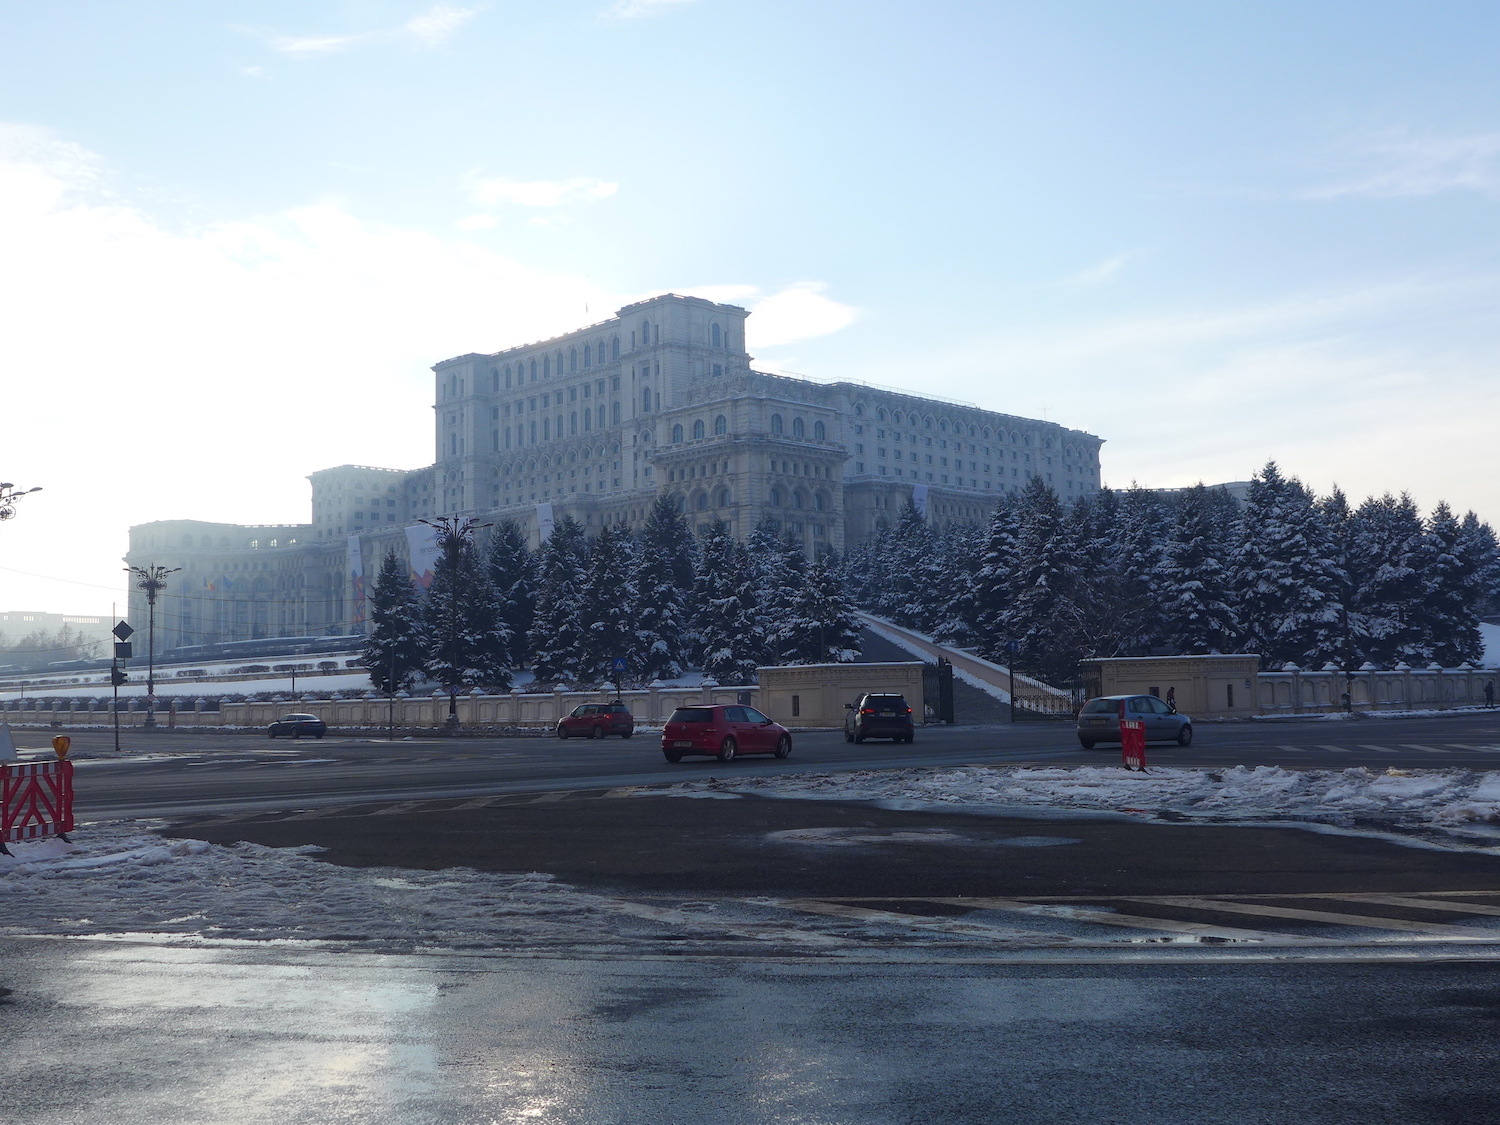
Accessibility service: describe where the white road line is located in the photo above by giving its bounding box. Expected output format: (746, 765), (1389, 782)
(1358, 744), (1399, 754)
(1402, 744), (1450, 754)
(1328, 894), (1500, 919)
(1131, 896), (1487, 936)
(602, 787), (643, 798)
(1277, 745), (1307, 753)
(1319, 745), (1353, 753)
(529, 791), (570, 803)
(370, 800), (433, 816)
(768, 899), (1071, 943)
(268, 805), (359, 821)
(1451, 745), (1500, 752)
(929, 897), (1286, 943)
(451, 796), (502, 809)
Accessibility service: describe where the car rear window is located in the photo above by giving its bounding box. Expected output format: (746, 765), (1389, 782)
(1080, 698), (1117, 715)
(669, 708), (714, 724)
(866, 696), (908, 708)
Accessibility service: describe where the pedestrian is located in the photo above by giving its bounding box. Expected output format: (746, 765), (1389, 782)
(1487, 680), (1495, 709)
(1165, 686), (1177, 714)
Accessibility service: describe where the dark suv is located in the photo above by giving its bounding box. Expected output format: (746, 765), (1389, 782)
(844, 693), (915, 744)
(557, 701), (636, 740)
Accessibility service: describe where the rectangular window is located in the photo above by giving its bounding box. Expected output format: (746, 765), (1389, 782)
(791, 695), (800, 717)
(1227, 683), (1235, 708)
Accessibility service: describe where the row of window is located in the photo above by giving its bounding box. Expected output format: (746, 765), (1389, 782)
(851, 403), (1097, 462)
(769, 415), (826, 441)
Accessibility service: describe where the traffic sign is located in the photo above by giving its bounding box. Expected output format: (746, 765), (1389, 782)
(610, 657), (629, 674)
(1005, 641), (1019, 653)
(112, 620), (134, 641)
(114, 642), (133, 659)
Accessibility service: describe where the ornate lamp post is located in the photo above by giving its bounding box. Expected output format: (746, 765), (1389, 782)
(418, 515), (489, 727)
(125, 564), (181, 729)
(0, 482), (42, 522)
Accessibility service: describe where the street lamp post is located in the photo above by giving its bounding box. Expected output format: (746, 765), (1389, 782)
(125, 564), (181, 729)
(0, 482), (42, 522)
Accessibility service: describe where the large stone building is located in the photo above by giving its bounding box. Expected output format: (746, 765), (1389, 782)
(126, 294), (1104, 649)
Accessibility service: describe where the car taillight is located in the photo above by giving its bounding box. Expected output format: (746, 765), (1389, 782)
(905, 707), (912, 714)
(861, 708), (874, 714)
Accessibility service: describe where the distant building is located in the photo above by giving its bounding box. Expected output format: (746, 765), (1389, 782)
(126, 294), (1104, 648)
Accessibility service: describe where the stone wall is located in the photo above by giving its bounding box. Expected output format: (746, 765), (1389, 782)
(1257, 665), (1496, 714)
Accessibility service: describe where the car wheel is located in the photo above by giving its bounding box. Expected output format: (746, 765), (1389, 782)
(557, 725), (569, 739)
(774, 735), (791, 759)
(905, 733), (915, 744)
(267, 730), (277, 739)
(717, 736), (737, 762)
(591, 725), (606, 740)
(853, 732), (865, 744)
(315, 731), (324, 740)
(1079, 738), (1096, 749)
(663, 750), (682, 763)
(1177, 725), (1193, 747)
(844, 730), (854, 743)
(621, 731), (633, 739)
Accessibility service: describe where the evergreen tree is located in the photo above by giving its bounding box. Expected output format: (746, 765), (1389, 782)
(1002, 477), (1092, 684)
(761, 531), (811, 663)
(931, 524), (985, 645)
(422, 523), (512, 720)
(780, 552), (864, 660)
(1348, 492), (1432, 665)
(1158, 484), (1240, 654)
(973, 497), (1019, 657)
(364, 550), (427, 694)
(486, 519), (537, 669)
(888, 502), (940, 630)
(633, 496), (696, 680)
(693, 520), (762, 683)
(1232, 462), (1345, 669)
(1458, 512), (1500, 624)
(580, 524), (643, 683)
(529, 516), (590, 683)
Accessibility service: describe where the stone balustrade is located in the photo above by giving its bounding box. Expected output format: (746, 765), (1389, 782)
(1257, 664), (1496, 714)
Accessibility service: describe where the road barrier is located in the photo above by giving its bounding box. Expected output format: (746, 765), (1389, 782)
(1120, 717), (1147, 772)
(1, 736), (74, 855)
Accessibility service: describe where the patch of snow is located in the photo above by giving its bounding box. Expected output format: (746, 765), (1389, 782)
(657, 765), (1500, 848)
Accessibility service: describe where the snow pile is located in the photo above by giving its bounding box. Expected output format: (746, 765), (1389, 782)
(0, 824), (664, 951)
(660, 765), (1500, 844)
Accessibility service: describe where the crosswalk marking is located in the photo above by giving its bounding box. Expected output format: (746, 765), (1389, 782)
(1277, 745), (1307, 754)
(1358, 744), (1399, 754)
(602, 787), (643, 798)
(768, 899), (1070, 943)
(529, 791), (571, 804)
(1130, 896), (1486, 936)
(451, 796), (503, 809)
(1319, 745), (1352, 753)
(371, 800), (433, 816)
(1451, 744), (1500, 752)
(1402, 744), (1449, 754)
(928, 897), (1286, 943)
(269, 805), (359, 821)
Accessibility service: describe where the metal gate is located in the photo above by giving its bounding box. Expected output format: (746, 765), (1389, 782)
(922, 659), (955, 724)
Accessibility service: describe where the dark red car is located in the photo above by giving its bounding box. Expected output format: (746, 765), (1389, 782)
(557, 701), (636, 740)
(661, 704), (792, 763)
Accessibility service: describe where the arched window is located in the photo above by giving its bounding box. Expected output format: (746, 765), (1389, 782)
(854, 403), (864, 416)
(770, 487), (783, 506)
(814, 420), (826, 441)
(941, 420), (949, 433)
(543, 355), (550, 379)
(695, 492), (708, 511)
(924, 416), (933, 430)
(642, 387), (652, 411)
(569, 348), (577, 372)
(714, 414), (727, 435)
(611, 337), (620, 361)
(570, 411), (578, 435)
(814, 493), (826, 511)
(968, 425), (976, 437)
(711, 322), (722, 348)
(877, 408), (887, 421)
(792, 417), (805, 439)
(792, 491), (805, 510)
(503, 365), (512, 389)
(672, 424), (684, 443)
(717, 488), (730, 508)
(675, 496), (686, 512)
(771, 414), (783, 435)
(642, 318), (651, 345)
(583, 345), (591, 368)
(529, 359), (537, 381)
(893, 411), (903, 425)
(693, 419), (705, 440)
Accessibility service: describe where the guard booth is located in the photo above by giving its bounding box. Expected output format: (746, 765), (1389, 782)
(922, 659), (955, 724)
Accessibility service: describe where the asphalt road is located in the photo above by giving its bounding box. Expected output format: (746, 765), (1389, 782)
(5, 937), (1500, 1125)
(27, 710), (1500, 821)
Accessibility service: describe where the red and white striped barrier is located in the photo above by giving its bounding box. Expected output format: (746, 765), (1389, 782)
(2, 757), (74, 854)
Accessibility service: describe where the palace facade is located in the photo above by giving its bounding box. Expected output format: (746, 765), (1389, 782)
(126, 294), (1104, 647)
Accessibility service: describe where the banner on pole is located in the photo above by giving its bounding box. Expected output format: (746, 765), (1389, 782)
(537, 502), (555, 543)
(911, 484), (929, 519)
(405, 524), (440, 590)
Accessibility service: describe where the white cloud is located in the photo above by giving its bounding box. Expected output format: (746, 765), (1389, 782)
(1063, 254), (1127, 287)
(605, 0), (699, 19)
(1304, 132), (1500, 200)
(667, 281), (860, 349)
(238, 65), (268, 79)
(258, 4), (482, 57)
(469, 176), (619, 208)
(456, 213), (497, 230)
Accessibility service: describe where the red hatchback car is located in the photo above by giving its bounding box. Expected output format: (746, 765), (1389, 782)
(556, 701), (636, 740)
(661, 704), (792, 763)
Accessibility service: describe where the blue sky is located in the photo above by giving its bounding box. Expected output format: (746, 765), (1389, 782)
(2, 1), (1498, 615)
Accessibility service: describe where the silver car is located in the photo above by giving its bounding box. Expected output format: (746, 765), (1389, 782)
(1076, 694), (1192, 749)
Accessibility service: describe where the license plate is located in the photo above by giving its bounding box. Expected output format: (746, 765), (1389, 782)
(1087, 718), (1108, 725)
(673, 740), (693, 748)
(878, 711), (895, 716)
